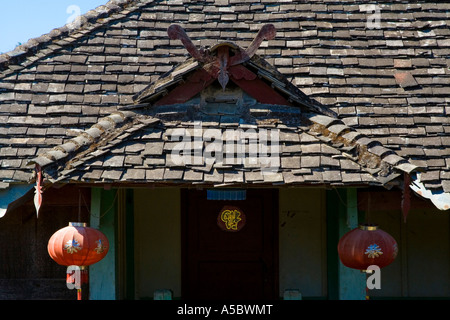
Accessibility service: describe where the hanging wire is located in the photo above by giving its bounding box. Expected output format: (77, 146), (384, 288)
(366, 192), (372, 225)
(78, 191), (82, 222)
(79, 189), (119, 219)
(331, 186), (362, 209)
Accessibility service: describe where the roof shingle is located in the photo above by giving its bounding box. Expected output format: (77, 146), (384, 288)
(0, 0), (448, 196)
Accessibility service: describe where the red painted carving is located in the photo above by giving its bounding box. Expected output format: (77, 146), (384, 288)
(217, 46), (230, 90)
(229, 24), (276, 66)
(167, 24), (209, 62)
(163, 24), (291, 106)
(168, 23), (275, 82)
(202, 45), (231, 89)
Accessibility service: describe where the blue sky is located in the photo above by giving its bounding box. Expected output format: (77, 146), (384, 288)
(0, 0), (108, 53)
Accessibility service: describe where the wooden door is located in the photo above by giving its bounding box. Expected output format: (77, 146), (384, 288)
(182, 189), (278, 300)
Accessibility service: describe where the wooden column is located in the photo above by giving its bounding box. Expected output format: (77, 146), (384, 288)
(89, 187), (117, 300)
(326, 188), (365, 300)
(116, 189), (135, 300)
(338, 188), (366, 300)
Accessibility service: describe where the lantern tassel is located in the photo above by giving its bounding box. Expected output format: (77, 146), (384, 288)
(65, 266), (88, 300)
(365, 271), (370, 300)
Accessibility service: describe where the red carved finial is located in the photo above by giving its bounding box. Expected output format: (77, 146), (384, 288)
(167, 24), (206, 62)
(230, 24), (276, 66)
(167, 24), (276, 90)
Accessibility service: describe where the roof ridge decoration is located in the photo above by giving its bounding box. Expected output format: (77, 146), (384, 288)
(167, 24), (277, 90)
(0, 0), (144, 77)
(132, 24), (336, 118)
(133, 24), (292, 107)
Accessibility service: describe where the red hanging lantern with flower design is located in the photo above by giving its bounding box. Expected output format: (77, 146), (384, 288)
(47, 222), (109, 300)
(337, 224), (398, 271)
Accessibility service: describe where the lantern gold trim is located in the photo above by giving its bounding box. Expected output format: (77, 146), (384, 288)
(69, 222), (87, 227)
(358, 224), (378, 231)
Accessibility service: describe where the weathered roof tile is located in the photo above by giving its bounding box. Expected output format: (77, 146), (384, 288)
(0, 0), (447, 193)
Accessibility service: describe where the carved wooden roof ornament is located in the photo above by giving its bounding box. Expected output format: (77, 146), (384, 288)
(167, 24), (276, 90)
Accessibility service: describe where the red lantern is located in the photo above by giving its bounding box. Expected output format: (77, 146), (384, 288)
(47, 222), (109, 300)
(338, 224), (398, 271)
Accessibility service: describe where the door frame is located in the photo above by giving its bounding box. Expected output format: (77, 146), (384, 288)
(180, 188), (279, 300)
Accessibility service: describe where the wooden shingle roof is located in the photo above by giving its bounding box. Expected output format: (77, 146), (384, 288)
(0, 0), (449, 200)
(26, 45), (418, 188)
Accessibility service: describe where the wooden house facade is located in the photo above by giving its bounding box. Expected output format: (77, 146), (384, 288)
(0, 0), (449, 300)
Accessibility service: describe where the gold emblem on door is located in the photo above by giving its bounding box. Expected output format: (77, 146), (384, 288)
(217, 206), (246, 232)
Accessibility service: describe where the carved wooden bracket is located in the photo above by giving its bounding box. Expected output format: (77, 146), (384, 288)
(167, 24), (276, 90)
(167, 24), (210, 62)
(229, 24), (276, 66)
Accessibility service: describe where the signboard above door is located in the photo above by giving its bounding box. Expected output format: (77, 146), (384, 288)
(206, 189), (246, 200)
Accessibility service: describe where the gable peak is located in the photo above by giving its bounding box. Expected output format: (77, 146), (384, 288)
(168, 24), (276, 90)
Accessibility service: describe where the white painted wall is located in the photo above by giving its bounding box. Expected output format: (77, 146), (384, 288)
(134, 188), (181, 299)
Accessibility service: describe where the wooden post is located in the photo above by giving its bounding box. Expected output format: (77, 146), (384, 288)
(338, 188), (366, 300)
(327, 188), (365, 300)
(89, 187), (117, 300)
(116, 189), (135, 300)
